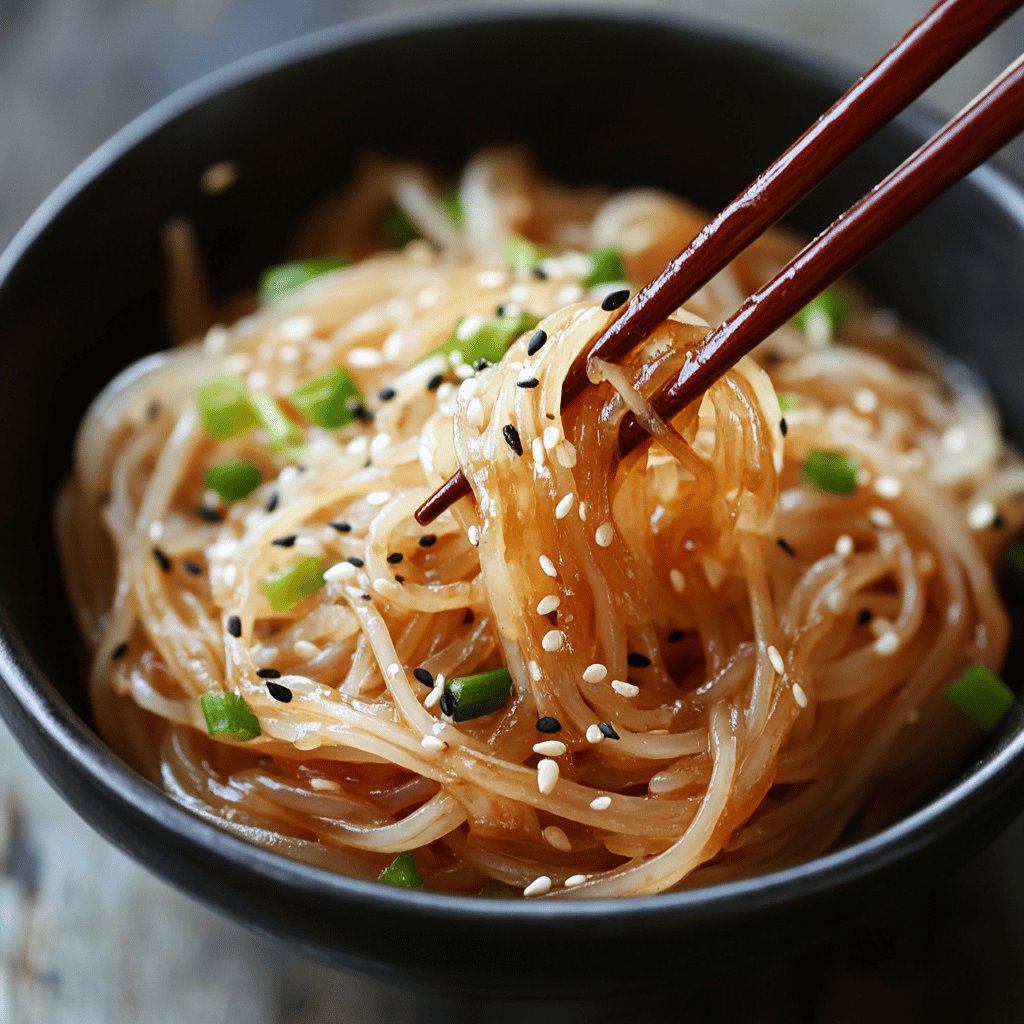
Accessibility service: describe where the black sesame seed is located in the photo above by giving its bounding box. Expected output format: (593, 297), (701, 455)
(536, 716), (562, 734)
(111, 641), (128, 661)
(463, 609), (475, 624)
(627, 652), (651, 668)
(777, 537), (797, 557)
(426, 373), (444, 392)
(517, 377), (540, 389)
(227, 615), (242, 638)
(857, 608), (874, 626)
(993, 512), (1006, 529)
(502, 424), (524, 456)
(601, 289), (630, 311)
(353, 403), (373, 423)
(413, 667), (434, 688)
(531, 267), (548, 281)
(266, 681), (293, 703)
(419, 534), (437, 548)
(330, 521), (352, 533)
(473, 358), (491, 372)
(183, 559), (203, 576)
(378, 387), (397, 402)
(256, 668), (281, 679)
(439, 690), (455, 717)
(780, 418), (788, 437)
(667, 629), (686, 643)
(146, 400), (161, 420)
(346, 556), (364, 567)
(598, 722), (620, 740)
(195, 505), (222, 523)
(272, 534), (297, 548)
(361, 593), (371, 601)
(395, 574), (405, 583)
(387, 552), (404, 565)
(264, 492), (280, 513)
(527, 330), (548, 356)
(152, 547), (171, 572)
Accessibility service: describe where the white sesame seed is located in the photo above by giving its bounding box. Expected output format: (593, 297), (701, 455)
(246, 370), (270, 391)
(589, 795), (612, 810)
(564, 874), (588, 888)
(222, 564), (238, 587)
(532, 437), (546, 466)
(854, 466), (872, 487)
(853, 388), (878, 415)
(582, 663), (607, 683)
(147, 520), (164, 543)
(370, 433), (392, 455)
(476, 270), (506, 289)
(556, 441), (578, 468)
(421, 736), (447, 752)
(543, 426), (560, 451)
(346, 436), (369, 457)
(533, 740), (567, 756)
(943, 425), (967, 452)
(293, 640), (319, 659)
(611, 680), (639, 698)
(458, 377), (478, 400)
(295, 537), (322, 557)
(366, 491), (391, 506)
(523, 875), (552, 897)
(456, 315), (485, 341)
(536, 594), (560, 615)
(874, 476), (902, 499)
(309, 777), (341, 792)
(827, 588), (846, 613)
(870, 616), (894, 638)
(424, 685), (443, 709)
(542, 630), (565, 652)
(386, 663), (400, 678)
(767, 645), (785, 675)
(467, 525), (481, 546)
(867, 506), (894, 530)
(542, 826), (572, 852)
(792, 683), (809, 708)
(669, 568), (686, 593)
(577, 501), (587, 521)
(467, 397), (484, 427)
(968, 501), (998, 530)
(279, 316), (316, 342)
(529, 660), (542, 681)
(537, 759), (560, 795)
(347, 347), (384, 369)
(874, 631), (900, 656)
(585, 724), (605, 744)
(539, 555), (558, 578)
(223, 353), (250, 375)
(834, 534), (854, 557)
(595, 522), (615, 547)
(324, 561), (357, 583)
(278, 344), (300, 364)
(555, 493), (575, 519)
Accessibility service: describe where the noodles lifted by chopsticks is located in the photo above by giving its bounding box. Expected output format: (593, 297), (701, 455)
(56, 148), (1021, 898)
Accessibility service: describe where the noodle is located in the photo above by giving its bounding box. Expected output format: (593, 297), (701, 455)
(56, 148), (1021, 898)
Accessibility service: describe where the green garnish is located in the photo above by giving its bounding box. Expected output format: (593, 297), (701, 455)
(249, 392), (303, 456)
(440, 187), (464, 228)
(205, 459), (262, 502)
(380, 202), (420, 248)
(261, 556), (325, 613)
(259, 256), (349, 302)
(289, 366), (363, 430)
(583, 247), (626, 288)
(440, 667), (512, 722)
(200, 692), (261, 741)
(778, 393), (800, 413)
(196, 376), (258, 440)
(503, 233), (548, 274)
(802, 449), (859, 496)
(1004, 540), (1024, 574)
(944, 663), (1014, 730)
(794, 287), (853, 337)
(426, 311), (540, 369)
(378, 851), (423, 889)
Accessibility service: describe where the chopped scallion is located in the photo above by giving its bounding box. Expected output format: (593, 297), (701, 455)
(441, 667), (512, 722)
(427, 311), (540, 368)
(249, 392), (303, 456)
(261, 556), (325, 612)
(259, 256), (349, 302)
(205, 460), (262, 502)
(503, 233), (548, 274)
(378, 851), (423, 889)
(199, 692), (261, 741)
(778, 393), (800, 412)
(380, 202), (420, 248)
(582, 247), (626, 288)
(944, 663), (1014, 729)
(794, 287), (853, 337)
(802, 449), (859, 496)
(289, 366), (363, 430)
(440, 187), (464, 228)
(196, 376), (257, 440)
(1004, 540), (1024, 574)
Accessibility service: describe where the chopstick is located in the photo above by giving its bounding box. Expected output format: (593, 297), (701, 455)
(415, 0), (1022, 525)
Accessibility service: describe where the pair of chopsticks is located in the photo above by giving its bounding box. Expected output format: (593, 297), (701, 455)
(416, 0), (1024, 525)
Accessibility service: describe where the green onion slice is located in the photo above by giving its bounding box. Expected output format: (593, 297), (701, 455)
(200, 692), (261, 741)
(426, 311), (540, 369)
(503, 233), (548, 274)
(440, 187), (464, 228)
(441, 667), (512, 722)
(205, 459), (262, 502)
(793, 287), (853, 337)
(583, 247), (626, 288)
(1004, 540), (1024, 575)
(249, 392), (303, 456)
(259, 256), (349, 302)
(777, 393), (800, 413)
(944, 663), (1014, 730)
(802, 449), (859, 496)
(378, 851), (424, 889)
(289, 366), (363, 430)
(380, 202), (420, 248)
(261, 556), (325, 612)
(196, 376), (258, 440)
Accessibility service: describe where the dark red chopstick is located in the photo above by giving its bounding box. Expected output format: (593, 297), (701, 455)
(415, 0), (1022, 525)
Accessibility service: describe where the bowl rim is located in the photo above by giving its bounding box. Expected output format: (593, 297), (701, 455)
(2, 1), (1024, 933)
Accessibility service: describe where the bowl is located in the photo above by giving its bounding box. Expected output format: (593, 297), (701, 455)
(1, 4), (1024, 998)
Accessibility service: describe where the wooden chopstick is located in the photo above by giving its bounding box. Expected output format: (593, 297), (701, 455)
(415, 0), (1022, 525)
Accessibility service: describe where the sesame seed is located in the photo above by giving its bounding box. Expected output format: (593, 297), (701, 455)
(668, 629), (686, 643)
(767, 645), (785, 675)
(968, 501), (998, 530)
(582, 664), (607, 683)
(577, 501), (587, 521)
(309, 777), (340, 792)
(346, 556), (364, 567)
(366, 491), (391, 506)
(595, 522), (614, 547)
(555, 441), (577, 468)
(536, 594), (560, 615)
(378, 387), (397, 402)
(533, 740), (567, 756)
(598, 722), (620, 740)
(152, 547), (171, 572)
(585, 724), (605, 744)
(266, 681), (293, 703)
(293, 640), (319, 659)
(564, 874), (588, 888)
(387, 552), (404, 564)
(421, 736), (447, 752)
(111, 641), (128, 660)
(329, 520), (352, 533)
(467, 525), (481, 546)
(195, 505), (223, 523)
(272, 534), (298, 548)
(537, 759), (560, 794)
(532, 437), (546, 466)
(536, 717), (562, 734)
(874, 631), (900, 655)
(426, 372), (444, 391)
(419, 534), (437, 548)
(874, 476), (902, 499)
(523, 875), (552, 897)
(611, 680), (639, 698)
(857, 608), (873, 626)
(370, 432), (392, 455)
(780, 418), (788, 437)
(853, 388), (879, 415)
(626, 652), (651, 668)
(777, 537), (797, 557)
(348, 347), (384, 369)
(424, 685), (443, 709)
(827, 589), (846, 613)
(183, 559), (203, 576)
(264, 493), (279, 513)
(542, 826), (572, 852)
(413, 667), (434, 687)
(669, 568), (686, 593)
(792, 683), (809, 708)
(835, 534), (854, 557)
(555, 493), (575, 519)
(527, 330), (548, 356)
(868, 507), (894, 529)
(503, 423), (523, 456)
(467, 397), (485, 427)
(147, 520), (165, 543)
(589, 795), (612, 811)
(517, 377), (540, 389)
(601, 289), (630, 311)
(543, 426), (560, 451)
(324, 561), (357, 583)
(256, 668), (281, 679)
(539, 555), (557, 578)
(542, 630), (565, 652)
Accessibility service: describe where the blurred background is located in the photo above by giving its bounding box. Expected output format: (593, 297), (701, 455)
(1, 1), (1022, 1022)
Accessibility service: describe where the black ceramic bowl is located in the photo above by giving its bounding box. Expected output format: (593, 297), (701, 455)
(1, 5), (1023, 999)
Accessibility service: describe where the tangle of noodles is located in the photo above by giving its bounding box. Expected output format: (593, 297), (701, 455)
(56, 148), (1023, 898)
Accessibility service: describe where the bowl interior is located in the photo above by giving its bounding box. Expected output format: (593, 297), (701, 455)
(2, 7), (1024, 994)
